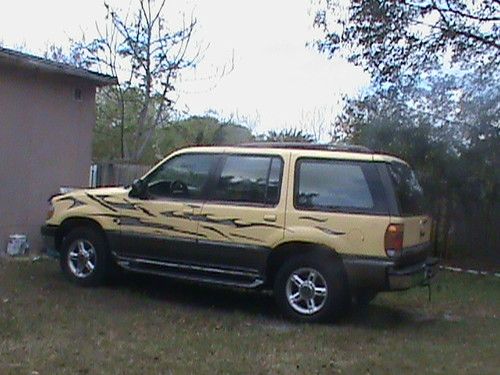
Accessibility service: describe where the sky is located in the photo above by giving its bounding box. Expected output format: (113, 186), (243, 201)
(0, 0), (370, 136)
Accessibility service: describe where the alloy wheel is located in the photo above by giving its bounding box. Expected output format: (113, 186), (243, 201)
(285, 267), (328, 315)
(67, 239), (97, 278)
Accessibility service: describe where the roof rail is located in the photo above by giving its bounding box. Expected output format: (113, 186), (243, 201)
(238, 142), (372, 153)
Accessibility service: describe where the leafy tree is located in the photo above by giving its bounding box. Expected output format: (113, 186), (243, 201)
(93, 87), (149, 161)
(336, 72), (499, 260)
(94, 110), (254, 164)
(154, 116), (254, 163)
(314, 0), (500, 81)
(261, 128), (316, 143)
(313, 0), (499, 261)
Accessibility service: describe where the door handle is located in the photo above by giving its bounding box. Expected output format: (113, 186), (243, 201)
(263, 214), (277, 222)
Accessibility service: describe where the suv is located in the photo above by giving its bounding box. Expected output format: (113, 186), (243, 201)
(41, 143), (438, 322)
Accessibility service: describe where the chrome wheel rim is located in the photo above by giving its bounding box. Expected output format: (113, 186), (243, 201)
(286, 267), (327, 315)
(67, 239), (96, 278)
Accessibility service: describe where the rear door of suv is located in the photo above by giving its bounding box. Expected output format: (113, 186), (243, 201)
(196, 151), (288, 276)
(285, 154), (392, 258)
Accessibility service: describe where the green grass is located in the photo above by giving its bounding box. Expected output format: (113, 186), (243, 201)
(1, 259), (499, 374)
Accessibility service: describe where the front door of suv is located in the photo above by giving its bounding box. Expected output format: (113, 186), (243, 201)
(196, 152), (288, 276)
(116, 152), (220, 261)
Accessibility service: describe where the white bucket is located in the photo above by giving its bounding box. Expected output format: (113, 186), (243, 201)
(6, 234), (29, 256)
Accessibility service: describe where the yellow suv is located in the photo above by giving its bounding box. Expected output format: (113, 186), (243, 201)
(41, 143), (438, 322)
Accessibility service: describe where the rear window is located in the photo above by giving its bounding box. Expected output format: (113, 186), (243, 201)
(388, 162), (425, 216)
(294, 159), (389, 214)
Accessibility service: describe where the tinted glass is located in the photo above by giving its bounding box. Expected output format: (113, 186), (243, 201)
(214, 155), (283, 205)
(266, 157), (282, 204)
(389, 162), (425, 215)
(296, 160), (373, 209)
(295, 159), (389, 214)
(146, 153), (217, 199)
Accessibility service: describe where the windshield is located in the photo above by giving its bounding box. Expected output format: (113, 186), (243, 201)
(389, 162), (426, 216)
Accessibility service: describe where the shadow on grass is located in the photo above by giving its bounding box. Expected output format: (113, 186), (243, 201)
(341, 303), (438, 329)
(110, 271), (281, 319)
(103, 270), (436, 329)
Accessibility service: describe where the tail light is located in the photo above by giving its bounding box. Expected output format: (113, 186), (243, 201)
(385, 224), (404, 258)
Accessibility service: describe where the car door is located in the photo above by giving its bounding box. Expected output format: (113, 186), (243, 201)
(285, 155), (391, 258)
(116, 152), (220, 261)
(195, 152), (287, 276)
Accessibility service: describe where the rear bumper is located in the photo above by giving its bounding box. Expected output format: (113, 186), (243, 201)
(343, 253), (439, 292)
(40, 224), (59, 257)
(387, 257), (439, 290)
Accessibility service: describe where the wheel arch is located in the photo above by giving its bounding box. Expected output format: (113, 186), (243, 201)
(264, 241), (344, 287)
(55, 217), (108, 253)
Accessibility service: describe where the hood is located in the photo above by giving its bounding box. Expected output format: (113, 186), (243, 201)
(53, 186), (130, 202)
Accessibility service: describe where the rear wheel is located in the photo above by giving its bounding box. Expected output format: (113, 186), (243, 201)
(60, 227), (110, 287)
(274, 252), (348, 322)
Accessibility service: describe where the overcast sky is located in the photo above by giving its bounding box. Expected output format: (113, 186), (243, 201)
(0, 0), (370, 135)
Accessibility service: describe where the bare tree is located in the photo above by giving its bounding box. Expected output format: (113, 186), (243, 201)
(79, 0), (202, 162)
(298, 107), (344, 142)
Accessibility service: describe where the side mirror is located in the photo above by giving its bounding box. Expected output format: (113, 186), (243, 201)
(130, 179), (148, 199)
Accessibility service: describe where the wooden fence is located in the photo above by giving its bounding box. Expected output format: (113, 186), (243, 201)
(90, 162), (151, 187)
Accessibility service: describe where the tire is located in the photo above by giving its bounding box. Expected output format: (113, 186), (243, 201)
(60, 227), (110, 287)
(274, 252), (349, 323)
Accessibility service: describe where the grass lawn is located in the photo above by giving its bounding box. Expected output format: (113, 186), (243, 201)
(1, 258), (499, 374)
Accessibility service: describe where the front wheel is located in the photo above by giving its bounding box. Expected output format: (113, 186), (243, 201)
(60, 227), (110, 287)
(274, 252), (348, 322)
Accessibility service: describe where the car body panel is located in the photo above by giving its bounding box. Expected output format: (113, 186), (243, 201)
(44, 144), (436, 291)
(391, 214), (432, 248)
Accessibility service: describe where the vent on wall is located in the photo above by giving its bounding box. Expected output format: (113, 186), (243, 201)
(74, 88), (82, 101)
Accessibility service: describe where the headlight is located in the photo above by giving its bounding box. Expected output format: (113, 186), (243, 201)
(46, 200), (55, 220)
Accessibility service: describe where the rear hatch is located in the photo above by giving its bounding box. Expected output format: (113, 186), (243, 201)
(388, 161), (432, 264)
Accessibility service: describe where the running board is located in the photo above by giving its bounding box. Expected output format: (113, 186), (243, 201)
(114, 254), (264, 289)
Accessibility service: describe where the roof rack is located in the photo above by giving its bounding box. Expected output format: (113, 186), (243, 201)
(238, 142), (372, 153)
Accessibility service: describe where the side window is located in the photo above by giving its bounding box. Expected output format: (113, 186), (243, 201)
(388, 162), (425, 215)
(145, 153), (218, 199)
(213, 155), (283, 205)
(295, 159), (388, 214)
(266, 157), (282, 204)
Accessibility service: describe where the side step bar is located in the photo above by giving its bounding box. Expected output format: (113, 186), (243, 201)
(113, 254), (265, 289)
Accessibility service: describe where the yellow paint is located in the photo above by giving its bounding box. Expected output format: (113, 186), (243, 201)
(47, 146), (427, 258)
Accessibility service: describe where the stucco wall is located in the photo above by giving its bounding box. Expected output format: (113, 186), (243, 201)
(0, 64), (96, 253)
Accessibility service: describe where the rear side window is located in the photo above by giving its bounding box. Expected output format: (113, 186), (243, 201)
(388, 162), (425, 216)
(213, 155), (283, 205)
(266, 158), (282, 204)
(294, 159), (389, 214)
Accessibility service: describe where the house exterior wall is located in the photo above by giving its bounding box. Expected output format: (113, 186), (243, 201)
(0, 64), (96, 253)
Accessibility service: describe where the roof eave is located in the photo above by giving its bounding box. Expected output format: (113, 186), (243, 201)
(0, 47), (117, 86)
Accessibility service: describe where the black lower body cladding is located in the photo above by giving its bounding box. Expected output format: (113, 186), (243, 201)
(342, 242), (438, 291)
